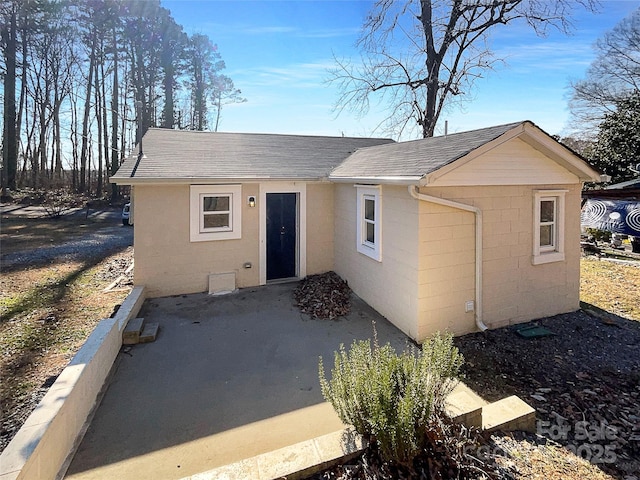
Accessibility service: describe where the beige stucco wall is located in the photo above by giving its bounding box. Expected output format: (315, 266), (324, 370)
(333, 184), (420, 339)
(416, 199), (477, 339)
(133, 184), (260, 297)
(421, 184), (582, 330)
(306, 183), (334, 275)
(334, 180), (582, 343)
(133, 182), (334, 298)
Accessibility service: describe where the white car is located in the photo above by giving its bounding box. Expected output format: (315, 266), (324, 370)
(122, 203), (132, 226)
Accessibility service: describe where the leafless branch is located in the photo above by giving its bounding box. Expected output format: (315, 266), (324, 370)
(329, 0), (600, 138)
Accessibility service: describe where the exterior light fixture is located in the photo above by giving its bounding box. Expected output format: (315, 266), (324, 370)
(248, 195), (256, 208)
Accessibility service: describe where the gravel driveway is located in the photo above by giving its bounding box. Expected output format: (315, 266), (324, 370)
(1, 208), (133, 272)
(2, 227), (133, 270)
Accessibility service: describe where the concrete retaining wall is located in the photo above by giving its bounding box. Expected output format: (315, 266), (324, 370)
(0, 286), (146, 480)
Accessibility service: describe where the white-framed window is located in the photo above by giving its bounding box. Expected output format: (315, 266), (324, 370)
(532, 190), (566, 265)
(356, 185), (382, 261)
(190, 185), (242, 242)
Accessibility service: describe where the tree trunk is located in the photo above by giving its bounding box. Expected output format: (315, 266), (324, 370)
(79, 32), (96, 193)
(53, 85), (63, 181)
(214, 91), (221, 132)
(2, 8), (18, 190)
(16, 16), (28, 184)
(101, 58), (109, 198)
(37, 76), (50, 184)
(110, 31), (119, 203)
(70, 89), (79, 190)
(420, 0), (440, 138)
(94, 57), (103, 197)
(162, 64), (174, 129)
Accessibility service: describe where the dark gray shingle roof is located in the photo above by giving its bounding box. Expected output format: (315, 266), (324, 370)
(330, 122), (524, 180)
(111, 129), (394, 181)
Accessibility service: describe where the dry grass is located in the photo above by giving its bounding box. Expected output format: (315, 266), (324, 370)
(0, 215), (132, 450)
(581, 258), (640, 320)
(494, 435), (616, 480)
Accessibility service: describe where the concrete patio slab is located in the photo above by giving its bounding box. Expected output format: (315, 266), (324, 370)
(64, 283), (412, 480)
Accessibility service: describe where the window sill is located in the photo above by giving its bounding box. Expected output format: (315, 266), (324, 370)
(191, 230), (240, 242)
(532, 252), (565, 265)
(357, 244), (381, 262)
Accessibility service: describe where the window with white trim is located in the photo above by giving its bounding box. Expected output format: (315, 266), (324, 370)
(190, 185), (242, 242)
(356, 185), (381, 261)
(533, 190), (566, 265)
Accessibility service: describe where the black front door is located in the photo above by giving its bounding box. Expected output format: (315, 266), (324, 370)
(266, 193), (297, 280)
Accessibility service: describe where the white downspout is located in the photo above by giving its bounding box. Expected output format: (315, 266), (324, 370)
(408, 185), (488, 332)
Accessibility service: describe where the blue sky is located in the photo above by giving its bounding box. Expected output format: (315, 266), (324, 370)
(163, 0), (640, 139)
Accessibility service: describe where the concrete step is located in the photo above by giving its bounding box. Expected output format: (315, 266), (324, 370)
(446, 383), (536, 433)
(122, 317), (145, 345)
(445, 382), (487, 429)
(139, 322), (159, 343)
(179, 427), (366, 480)
(481, 395), (536, 433)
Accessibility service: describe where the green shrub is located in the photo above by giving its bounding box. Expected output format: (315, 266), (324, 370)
(318, 331), (463, 467)
(585, 227), (611, 243)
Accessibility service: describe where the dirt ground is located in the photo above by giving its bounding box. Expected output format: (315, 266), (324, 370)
(0, 213), (133, 451)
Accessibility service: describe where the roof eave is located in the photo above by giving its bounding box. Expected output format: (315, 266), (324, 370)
(109, 175), (329, 186)
(329, 175), (424, 185)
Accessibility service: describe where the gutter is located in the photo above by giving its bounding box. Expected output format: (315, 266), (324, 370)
(109, 176), (330, 186)
(329, 175), (423, 185)
(408, 185), (488, 332)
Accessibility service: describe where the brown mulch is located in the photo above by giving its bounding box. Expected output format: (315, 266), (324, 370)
(491, 433), (616, 480)
(454, 310), (640, 479)
(310, 415), (511, 480)
(293, 271), (351, 319)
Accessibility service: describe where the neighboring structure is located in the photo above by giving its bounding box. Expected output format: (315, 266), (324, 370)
(582, 177), (640, 252)
(111, 121), (603, 342)
(583, 177), (640, 201)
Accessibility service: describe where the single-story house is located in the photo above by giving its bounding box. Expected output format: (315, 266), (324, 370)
(111, 121), (603, 342)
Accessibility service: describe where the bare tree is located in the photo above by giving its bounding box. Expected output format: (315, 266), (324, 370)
(2, 0), (240, 195)
(569, 7), (639, 131)
(331, 0), (598, 138)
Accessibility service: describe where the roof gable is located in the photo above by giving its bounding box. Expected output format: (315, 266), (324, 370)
(426, 137), (579, 186)
(329, 122), (523, 182)
(330, 121), (602, 185)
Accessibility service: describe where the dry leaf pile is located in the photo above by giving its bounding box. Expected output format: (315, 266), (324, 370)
(294, 271), (351, 319)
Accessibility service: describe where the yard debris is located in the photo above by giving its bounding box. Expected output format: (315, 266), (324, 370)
(293, 271), (351, 320)
(97, 247), (134, 291)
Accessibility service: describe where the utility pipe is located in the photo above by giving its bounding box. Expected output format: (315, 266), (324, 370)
(408, 185), (488, 332)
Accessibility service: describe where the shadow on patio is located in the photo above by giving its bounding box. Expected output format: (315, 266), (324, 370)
(64, 283), (411, 479)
